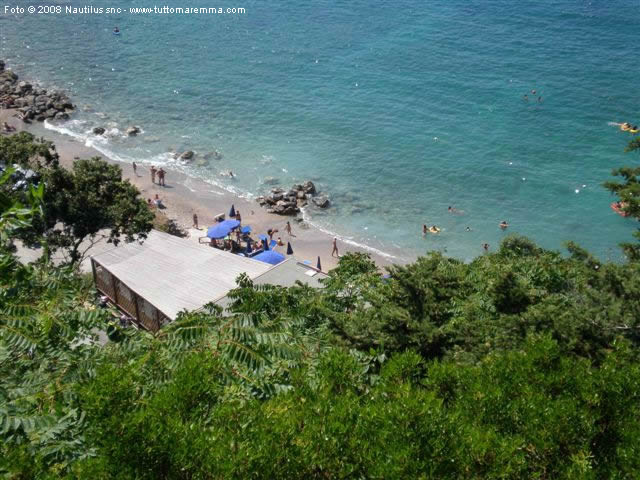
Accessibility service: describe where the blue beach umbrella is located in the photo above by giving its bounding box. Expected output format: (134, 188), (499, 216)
(254, 250), (285, 265)
(316, 256), (322, 271)
(229, 204), (236, 217)
(286, 242), (294, 255)
(241, 226), (252, 234)
(206, 219), (240, 239)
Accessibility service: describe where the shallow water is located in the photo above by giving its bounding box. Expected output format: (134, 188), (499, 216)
(2, 0), (639, 261)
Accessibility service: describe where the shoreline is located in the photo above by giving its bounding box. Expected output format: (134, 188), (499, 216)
(1, 106), (403, 271)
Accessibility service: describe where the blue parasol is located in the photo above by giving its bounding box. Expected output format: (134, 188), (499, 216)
(229, 204), (236, 217)
(253, 250), (285, 265)
(316, 256), (322, 271)
(206, 219), (240, 239)
(241, 226), (252, 234)
(286, 242), (294, 255)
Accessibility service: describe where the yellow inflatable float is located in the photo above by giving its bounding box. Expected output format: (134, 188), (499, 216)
(620, 123), (638, 133)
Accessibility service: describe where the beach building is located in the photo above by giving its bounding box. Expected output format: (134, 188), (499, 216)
(91, 230), (327, 331)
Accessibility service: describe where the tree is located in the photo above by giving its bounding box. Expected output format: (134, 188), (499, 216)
(32, 158), (153, 265)
(604, 137), (640, 260)
(0, 131), (58, 169)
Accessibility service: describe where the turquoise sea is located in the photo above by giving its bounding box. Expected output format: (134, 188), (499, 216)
(1, 0), (639, 261)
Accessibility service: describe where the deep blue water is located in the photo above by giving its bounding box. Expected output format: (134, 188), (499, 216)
(2, 0), (639, 261)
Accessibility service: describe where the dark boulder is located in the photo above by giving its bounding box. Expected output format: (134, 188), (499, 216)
(312, 195), (330, 208)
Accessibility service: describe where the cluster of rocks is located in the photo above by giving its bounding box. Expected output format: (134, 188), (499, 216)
(92, 125), (142, 137)
(0, 60), (74, 122)
(256, 180), (330, 216)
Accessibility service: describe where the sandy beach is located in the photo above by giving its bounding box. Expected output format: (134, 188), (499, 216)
(1, 107), (401, 271)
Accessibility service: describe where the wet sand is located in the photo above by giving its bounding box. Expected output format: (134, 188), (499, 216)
(1, 108), (402, 271)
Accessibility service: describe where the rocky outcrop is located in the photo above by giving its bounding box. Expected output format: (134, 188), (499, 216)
(0, 61), (75, 123)
(256, 180), (329, 216)
(92, 126), (106, 135)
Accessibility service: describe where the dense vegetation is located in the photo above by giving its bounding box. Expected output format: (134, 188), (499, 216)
(1, 135), (640, 478)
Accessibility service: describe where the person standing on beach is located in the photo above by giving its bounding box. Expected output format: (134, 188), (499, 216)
(193, 213), (199, 229)
(285, 221), (295, 237)
(158, 168), (166, 186)
(331, 237), (339, 257)
(132, 161), (137, 176)
(236, 210), (241, 224)
(150, 166), (157, 184)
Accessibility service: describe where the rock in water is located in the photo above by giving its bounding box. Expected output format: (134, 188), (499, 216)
(312, 195), (330, 208)
(262, 176), (279, 185)
(92, 127), (106, 135)
(126, 126), (141, 136)
(302, 180), (316, 194)
(179, 150), (194, 161)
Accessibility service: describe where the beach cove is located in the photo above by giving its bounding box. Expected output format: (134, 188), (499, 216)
(2, 0), (640, 262)
(0, 100), (401, 272)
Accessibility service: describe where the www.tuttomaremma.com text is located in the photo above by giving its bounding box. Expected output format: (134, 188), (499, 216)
(4, 5), (246, 15)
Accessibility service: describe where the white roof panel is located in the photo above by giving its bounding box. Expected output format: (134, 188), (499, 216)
(91, 230), (271, 318)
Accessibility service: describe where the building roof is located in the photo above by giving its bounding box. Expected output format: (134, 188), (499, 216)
(91, 230), (328, 320)
(91, 230), (272, 319)
(214, 257), (328, 309)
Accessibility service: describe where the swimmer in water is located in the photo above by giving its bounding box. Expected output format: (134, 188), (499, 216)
(113, 26), (120, 33)
(499, 220), (509, 230)
(538, 96), (542, 103)
(531, 89), (536, 95)
(483, 243), (489, 252)
(422, 224), (428, 236)
(523, 94), (529, 101)
(466, 226), (472, 232)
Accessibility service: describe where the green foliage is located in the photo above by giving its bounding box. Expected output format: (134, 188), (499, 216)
(0, 131), (58, 169)
(36, 158), (154, 264)
(3, 136), (640, 477)
(603, 137), (640, 260)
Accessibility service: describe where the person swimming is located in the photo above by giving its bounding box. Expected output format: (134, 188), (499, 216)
(422, 224), (428, 236)
(113, 26), (120, 34)
(499, 220), (509, 230)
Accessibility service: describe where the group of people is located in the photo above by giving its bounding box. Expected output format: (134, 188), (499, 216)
(147, 194), (165, 209)
(150, 165), (167, 186)
(523, 88), (542, 103)
(422, 206), (510, 252)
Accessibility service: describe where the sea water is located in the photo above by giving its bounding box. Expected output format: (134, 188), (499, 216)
(1, 0), (639, 262)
